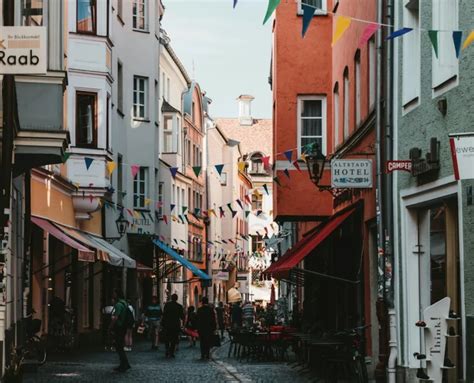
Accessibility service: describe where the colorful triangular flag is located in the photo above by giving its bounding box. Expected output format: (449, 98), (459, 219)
(332, 16), (351, 46)
(284, 150), (293, 163)
(170, 167), (178, 178)
(428, 30), (439, 58)
(244, 195), (252, 205)
(262, 156), (271, 169)
(238, 161), (246, 173)
(263, 0), (281, 25)
(462, 30), (474, 50)
(131, 164), (140, 178)
(144, 198), (152, 206)
(219, 206), (225, 218)
(215, 164), (224, 176)
(170, 204), (176, 212)
(227, 203), (234, 214)
(263, 184), (269, 195)
(245, 211), (250, 218)
(232, 210), (237, 218)
(453, 31), (463, 58)
(283, 169), (290, 179)
(84, 157), (94, 170)
(192, 166), (202, 178)
(62, 152), (71, 163)
(302, 3), (316, 38)
(182, 206), (188, 214)
(273, 176), (282, 187)
(233, 0), (238, 8)
(386, 27), (412, 40)
(293, 160), (302, 172)
(359, 23), (380, 47)
(236, 199), (244, 210)
(256, 210), (263, 216)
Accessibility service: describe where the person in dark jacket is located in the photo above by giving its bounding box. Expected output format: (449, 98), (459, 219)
(161, 293), (184, 358)
(215, 302), (226, 340)
(196, 297), (217, 360)
(109, 288), (131, 372)
(231, 302), (243, 330)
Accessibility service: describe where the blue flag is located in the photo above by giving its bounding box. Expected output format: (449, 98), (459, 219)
(302, 3), (316, 37)
(386, 27), (413, 40)
(84, 157), (94, 170)
(215, 164), (225, 176)
(453, 31), (463, 58)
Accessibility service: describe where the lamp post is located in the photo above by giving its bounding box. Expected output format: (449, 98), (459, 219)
(105, 211), (129, 243)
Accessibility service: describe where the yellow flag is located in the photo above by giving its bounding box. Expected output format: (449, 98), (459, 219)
(106, 161), (116, 175)
(300, 153), (307, 163)
(332, 16), (351, 46)
(463, 30), (474, 50)
(144, 198), (152, 206)
(133, 210), (141, 219)
(238, 161), (246, 173)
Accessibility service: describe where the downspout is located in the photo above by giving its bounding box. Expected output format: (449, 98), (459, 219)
(384, 0), (397, 381)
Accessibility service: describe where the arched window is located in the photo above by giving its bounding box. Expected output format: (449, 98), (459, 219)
(250, 152), (267, 175)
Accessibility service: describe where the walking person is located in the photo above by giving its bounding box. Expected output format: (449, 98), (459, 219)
(109, 289), (131, 373)
(185, 306), (198, 347)
(161, 293), (184, 358)
(215, 302), (226, 340)
(124, 299), (135, 352)
(144, 296), (162, 350)
(196, 297), (216, 360)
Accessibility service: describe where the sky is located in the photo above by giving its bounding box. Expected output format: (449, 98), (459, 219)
(162, 0), (272, 119)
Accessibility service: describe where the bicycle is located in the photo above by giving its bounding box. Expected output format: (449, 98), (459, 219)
(22, 311), (47, 365)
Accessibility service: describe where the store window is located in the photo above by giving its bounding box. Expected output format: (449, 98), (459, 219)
(76, 92), (97, 148)
(77, 0), (96, 34)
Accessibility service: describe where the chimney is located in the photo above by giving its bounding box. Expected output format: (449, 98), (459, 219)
(237, 95), (254, 126)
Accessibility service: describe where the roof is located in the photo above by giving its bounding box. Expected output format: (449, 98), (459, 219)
(215, 118), (272, 160)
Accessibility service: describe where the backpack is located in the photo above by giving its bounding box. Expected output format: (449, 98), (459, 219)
(120, 301), (135, 329)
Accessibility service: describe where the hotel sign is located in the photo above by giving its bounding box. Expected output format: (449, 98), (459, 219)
(331, 159), (373, 188)
(0, 27), (46, 74)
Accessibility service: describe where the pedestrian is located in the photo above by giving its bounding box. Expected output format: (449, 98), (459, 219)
(102, 300), (115, 351)
(109, 288), (131, 373)
(215, 302), (226, 340)
(185, 306), (198, 347)
(125, 299), (135, 352)
(242, 301), (255, 329)
(196, 297), (216, 360)
(144, 296), (162, 350)
(265, 303), (276, 328)
(161, 293), (184, 358)
(231, 302), (243, 330)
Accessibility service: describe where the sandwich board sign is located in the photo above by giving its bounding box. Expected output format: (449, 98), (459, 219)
(0, 27), (46, 74)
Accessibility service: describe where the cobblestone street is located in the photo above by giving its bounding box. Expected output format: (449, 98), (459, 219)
(24, 340), (309, 383)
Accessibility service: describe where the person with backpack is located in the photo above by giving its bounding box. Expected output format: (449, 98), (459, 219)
(109, 288), (132, 372)
(161, 293), (184, 358)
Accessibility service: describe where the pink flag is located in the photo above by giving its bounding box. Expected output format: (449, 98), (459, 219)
(359, 23), (380, 47)
(262, 156), (271, 169)
(131, 164), (140, 178)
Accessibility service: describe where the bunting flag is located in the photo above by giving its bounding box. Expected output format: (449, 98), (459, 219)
(222, 240), (228, 244)
(219, 207), (225, 218)
(263, 184), (269, 195)
(273, 176), (282, 187)
(144, 198), (152, 206)
(173, 239), (178, 245)
(127, 209), (134, 217)
(227, 203), (234, 214)
(170, 167), (178, 179)
(284, 150), (293, 163)
(148, 213), (154, 222)
(194, 208), (201, 216)
(462, 30), (474, 50)
(332, 0), (340, 13)
(257, 210), (263, 216)
(232, 210), (238, 218)
(428, 30), (439, 58)
(163, 215), (168, 225)
(293, 160), (302, 172)
(62, 152), (71, 163)
(233, 0), (238, 8)
(184, 215), (190, 224)
(229, 239), (235, 244)
(359, 23), (380, 47)
(209, 209), (217, 217)
(131, 164), (140, 178)
(386, 27), (412, 40)
(236, 199), (244, 210)
(332, 16), (351, 46)
(178, 215), (185, 224)
(453, 31), (463, 58)
(283, 168), (290, 179)
(215, 164), (224, 176)
(192, 166), (202, 178)
(263, 0), (280, 25)
(170, 204), (176, 212)
(245, 211), (250, 218)
(244, 195), (252, 205)
(106, 161), (117, 175)
(238, 161), (246, 173)
(302, 3), (316, 37)
(182, 206), (187, 214)
(262, 156), (271, 169)
(156, 201), (163, 209)
(84, 157), (94, 170)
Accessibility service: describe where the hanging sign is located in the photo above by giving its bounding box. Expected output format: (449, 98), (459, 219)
(386, 160), (412, 173)
(0, 27), (46, 74)
(215, 270), (229, 281)
(331, 159), (373, 188)
(449, 133), (474, 180)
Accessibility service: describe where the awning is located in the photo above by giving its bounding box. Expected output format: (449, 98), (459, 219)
(153, 239), (211, 280)
(32, 217), (95, 262)
(56, 224), (136, 269)
(266, 207), (357, 279)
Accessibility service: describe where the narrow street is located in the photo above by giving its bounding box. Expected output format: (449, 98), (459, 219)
(24, 340), (308, 383)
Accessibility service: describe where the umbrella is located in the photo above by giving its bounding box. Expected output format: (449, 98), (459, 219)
(270, 284), (276, 305)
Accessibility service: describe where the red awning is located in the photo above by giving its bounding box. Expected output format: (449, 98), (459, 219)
(32, 216), (95, 262)
(267, 208), (356, 279)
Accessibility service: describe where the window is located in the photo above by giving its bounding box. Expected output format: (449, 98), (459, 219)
(106, 94), (110, 150)
(161, 72), (166, 99)
(117, 154), (123, 205)
(368, 37), (376, 110)
(220, 172), (227, 186)
(297, 96), (327, 156)
(77, 0), (96, 34)
(20, 0), (45, 26)
(133, 0), (148, 31)
(117, 61), (123, 113)
(250, 153), (265, 174)
(333, 82), (340, 148)
(157, 182), (163, 217)
(251, 235), (264, 254)
(133, 167), (148, 209)
(297, 0), (327, 15)
(163, 116), (173, 152)
(133, 76), (148, 119)
(402, 0), (420, 106)
(252, 193), (263, 211)
(432, 0), (459, 92)
(354, 51), (361, 127)
(76, 92), (97, 148)
(343, 68), (350, 139)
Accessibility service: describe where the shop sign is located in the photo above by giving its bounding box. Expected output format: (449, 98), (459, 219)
(449, 133), (474, 180)
(215, 270), (229, 281)
(0, 27), (46, 74)
(409, 138), (440, 177)
(386, 160), (412, 173)
(331, 159), (373, 188)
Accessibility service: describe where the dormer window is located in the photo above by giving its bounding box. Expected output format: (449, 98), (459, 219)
(249, 153), (268, 175)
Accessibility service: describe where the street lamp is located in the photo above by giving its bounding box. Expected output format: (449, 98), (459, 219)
(115, 211), (129, 238)
(305, 145), (326, 186)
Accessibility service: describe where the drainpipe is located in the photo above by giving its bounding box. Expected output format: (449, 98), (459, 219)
(384, 0), (398, 381)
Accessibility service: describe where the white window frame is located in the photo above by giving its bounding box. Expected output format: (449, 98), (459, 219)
(343, 72), (350, 139)
(133, 167), (148, 209)
(402, 0), (420, 109)
(355, 53), (361, 127)
(157, 182), (164, 217)
(117, 61), (123, 112)
(297, 0), (327, 15)
(133, 76), (148, 119)
(334, 84), (340, 148)
(432, 0), (459, 96)
(132, 0), (148, 31)
(297, 95), (327, 156)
